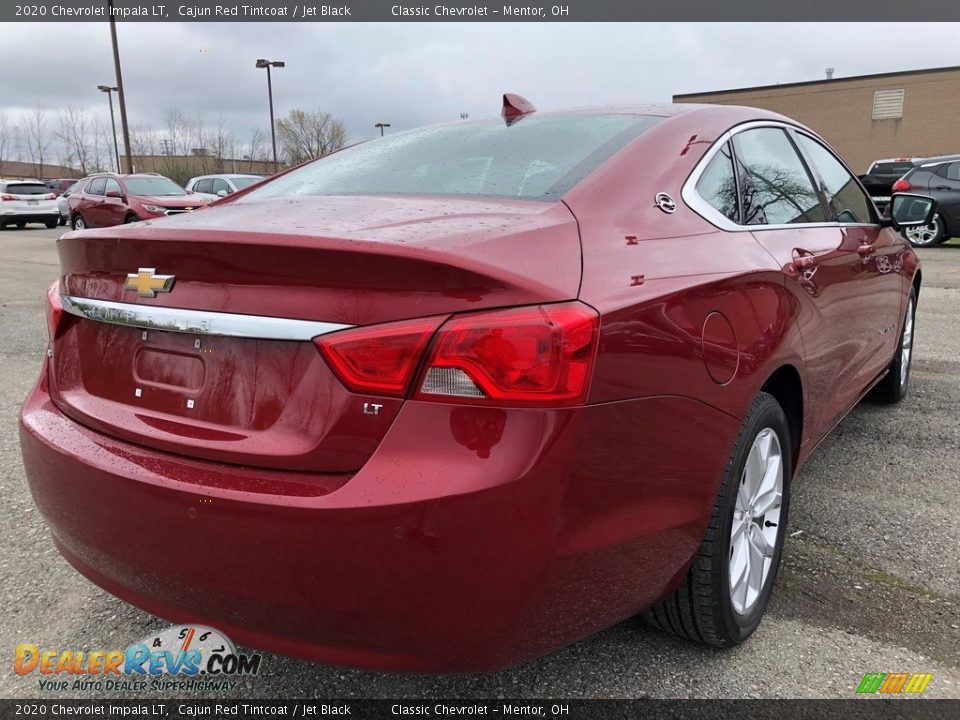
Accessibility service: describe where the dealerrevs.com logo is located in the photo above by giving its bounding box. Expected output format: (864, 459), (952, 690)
(14, 625), (262, 692)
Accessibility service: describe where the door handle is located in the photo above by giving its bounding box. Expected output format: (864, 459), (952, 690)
(857, 243), (874, 256)
(935, 186), (951, 191)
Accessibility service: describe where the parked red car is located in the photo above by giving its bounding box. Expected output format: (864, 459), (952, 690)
(21, 99), (933, 672)
(68, 173), (210, 230)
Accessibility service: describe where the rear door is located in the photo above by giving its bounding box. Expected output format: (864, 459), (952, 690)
(793, 130), (905, 387)
(102, 177), (127, 226)
(82, 177), (107, 226)
(731, 126), (870, 436)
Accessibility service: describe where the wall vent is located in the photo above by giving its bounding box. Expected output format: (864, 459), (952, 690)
(872, 89), (905, 120)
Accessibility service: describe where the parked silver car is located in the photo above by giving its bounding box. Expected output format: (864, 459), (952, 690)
(57, 181), (83, 226)
(185, 173), (264, 198)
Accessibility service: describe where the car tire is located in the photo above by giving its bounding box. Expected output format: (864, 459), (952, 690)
(58, 216), (66, 226)
(72, 215), (86, 231)
(124, 214), (139, 224)
(45, 219), (58, 229)
(903, 213), (946, 247)
(15, 222), (26, 229)
(870, 289), (916, 404)
(643, 391), (792, 646)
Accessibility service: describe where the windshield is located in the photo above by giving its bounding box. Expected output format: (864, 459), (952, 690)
(123, 177), (187, 196)
(231, 177), (261, 190)
(242, 114), (662, 203)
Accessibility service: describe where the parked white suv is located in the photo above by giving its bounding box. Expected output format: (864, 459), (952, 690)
(0, 179), (59, 229)
(186, 173), (264, 198)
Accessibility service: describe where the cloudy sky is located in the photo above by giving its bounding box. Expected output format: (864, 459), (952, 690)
(2, 21), (959, 145)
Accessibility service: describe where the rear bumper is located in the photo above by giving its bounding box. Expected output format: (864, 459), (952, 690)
(20, 370), (737, 671)
(0, 209), (58, 223)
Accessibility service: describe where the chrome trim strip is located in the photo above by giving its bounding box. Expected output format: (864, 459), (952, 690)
(681, 120), (881, 232)
(60, 296), (352, 341)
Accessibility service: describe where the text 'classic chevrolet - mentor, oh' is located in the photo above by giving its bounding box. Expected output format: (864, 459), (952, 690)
(20, 95), (935, 671)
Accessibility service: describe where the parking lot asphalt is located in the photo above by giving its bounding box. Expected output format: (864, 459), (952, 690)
(0, 225), (958, 700)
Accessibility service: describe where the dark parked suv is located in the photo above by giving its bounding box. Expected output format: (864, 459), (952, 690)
(859, 154), (960, 215)
(893, 159), (960, 246)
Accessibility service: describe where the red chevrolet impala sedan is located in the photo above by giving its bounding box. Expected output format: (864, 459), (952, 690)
(20, 98), (934, 672)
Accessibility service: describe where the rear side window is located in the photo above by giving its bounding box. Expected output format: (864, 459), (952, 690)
(243, 114), (663, 202)
(86, 178), (107, 196)
(945, 163), (960, 181)
(695, 142), (739, 223)
(732, 128), (825, 225)
(5, 183), (49, 195)
(795, 134), (873, 224)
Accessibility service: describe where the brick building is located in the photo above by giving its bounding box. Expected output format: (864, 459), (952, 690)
(673, 65), (960, 174)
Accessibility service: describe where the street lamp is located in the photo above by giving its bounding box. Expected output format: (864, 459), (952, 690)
(255, 58), (285, 172)
(97, 85), (121, 173)
(107, 0), (132, 173)
(374, 122), (391, 137)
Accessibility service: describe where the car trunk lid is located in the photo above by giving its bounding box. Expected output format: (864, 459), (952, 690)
(50, 194), (582, 473)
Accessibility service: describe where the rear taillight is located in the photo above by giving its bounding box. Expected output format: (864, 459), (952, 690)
(314, 316), (446, 397)
(892, 178), (912, 192)
(44, 193), (56, 200)
(416, 302), (599, 406)
(46, 282), (64, 341)
(315, 302), (600, 407)
(1, 194), (17, 201)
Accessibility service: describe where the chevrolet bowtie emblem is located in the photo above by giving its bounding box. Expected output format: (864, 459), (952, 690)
(125, 268), (175, 298)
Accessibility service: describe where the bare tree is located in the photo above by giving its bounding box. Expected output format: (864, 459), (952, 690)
(156, 107), (195, 184)
(129, 123), (156, 159)
(88, 113), (112, 173)
(21, 109), (51, 177)
(245, 128), (267, 171)
(207, 115), (236, 173)
(276, 108), (348, 165)
(55, 106), (93, 175)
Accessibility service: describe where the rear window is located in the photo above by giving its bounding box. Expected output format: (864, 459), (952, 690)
(5, 183), (50, 195)
(243, 114), (662, 202)
(871, 162), (915, 176)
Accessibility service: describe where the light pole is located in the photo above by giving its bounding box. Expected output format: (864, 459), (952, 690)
(374, 122), (391, 137)
(107, 0), (132, 173)
(97, 85), (120, 173)
(256, 58), (285, 172)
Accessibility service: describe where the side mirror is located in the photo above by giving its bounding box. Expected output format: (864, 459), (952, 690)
(217, 189), (229, 197)
(105, 189), (124, 199)
(886, 193), (937, 230)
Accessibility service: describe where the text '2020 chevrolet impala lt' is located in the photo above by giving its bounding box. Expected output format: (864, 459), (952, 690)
(20, 96), (934, 671)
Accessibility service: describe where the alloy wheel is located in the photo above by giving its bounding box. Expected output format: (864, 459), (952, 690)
(900, 297), (914, 389)
(905, 216), (941, 246)
(729, 428), (784, 615)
